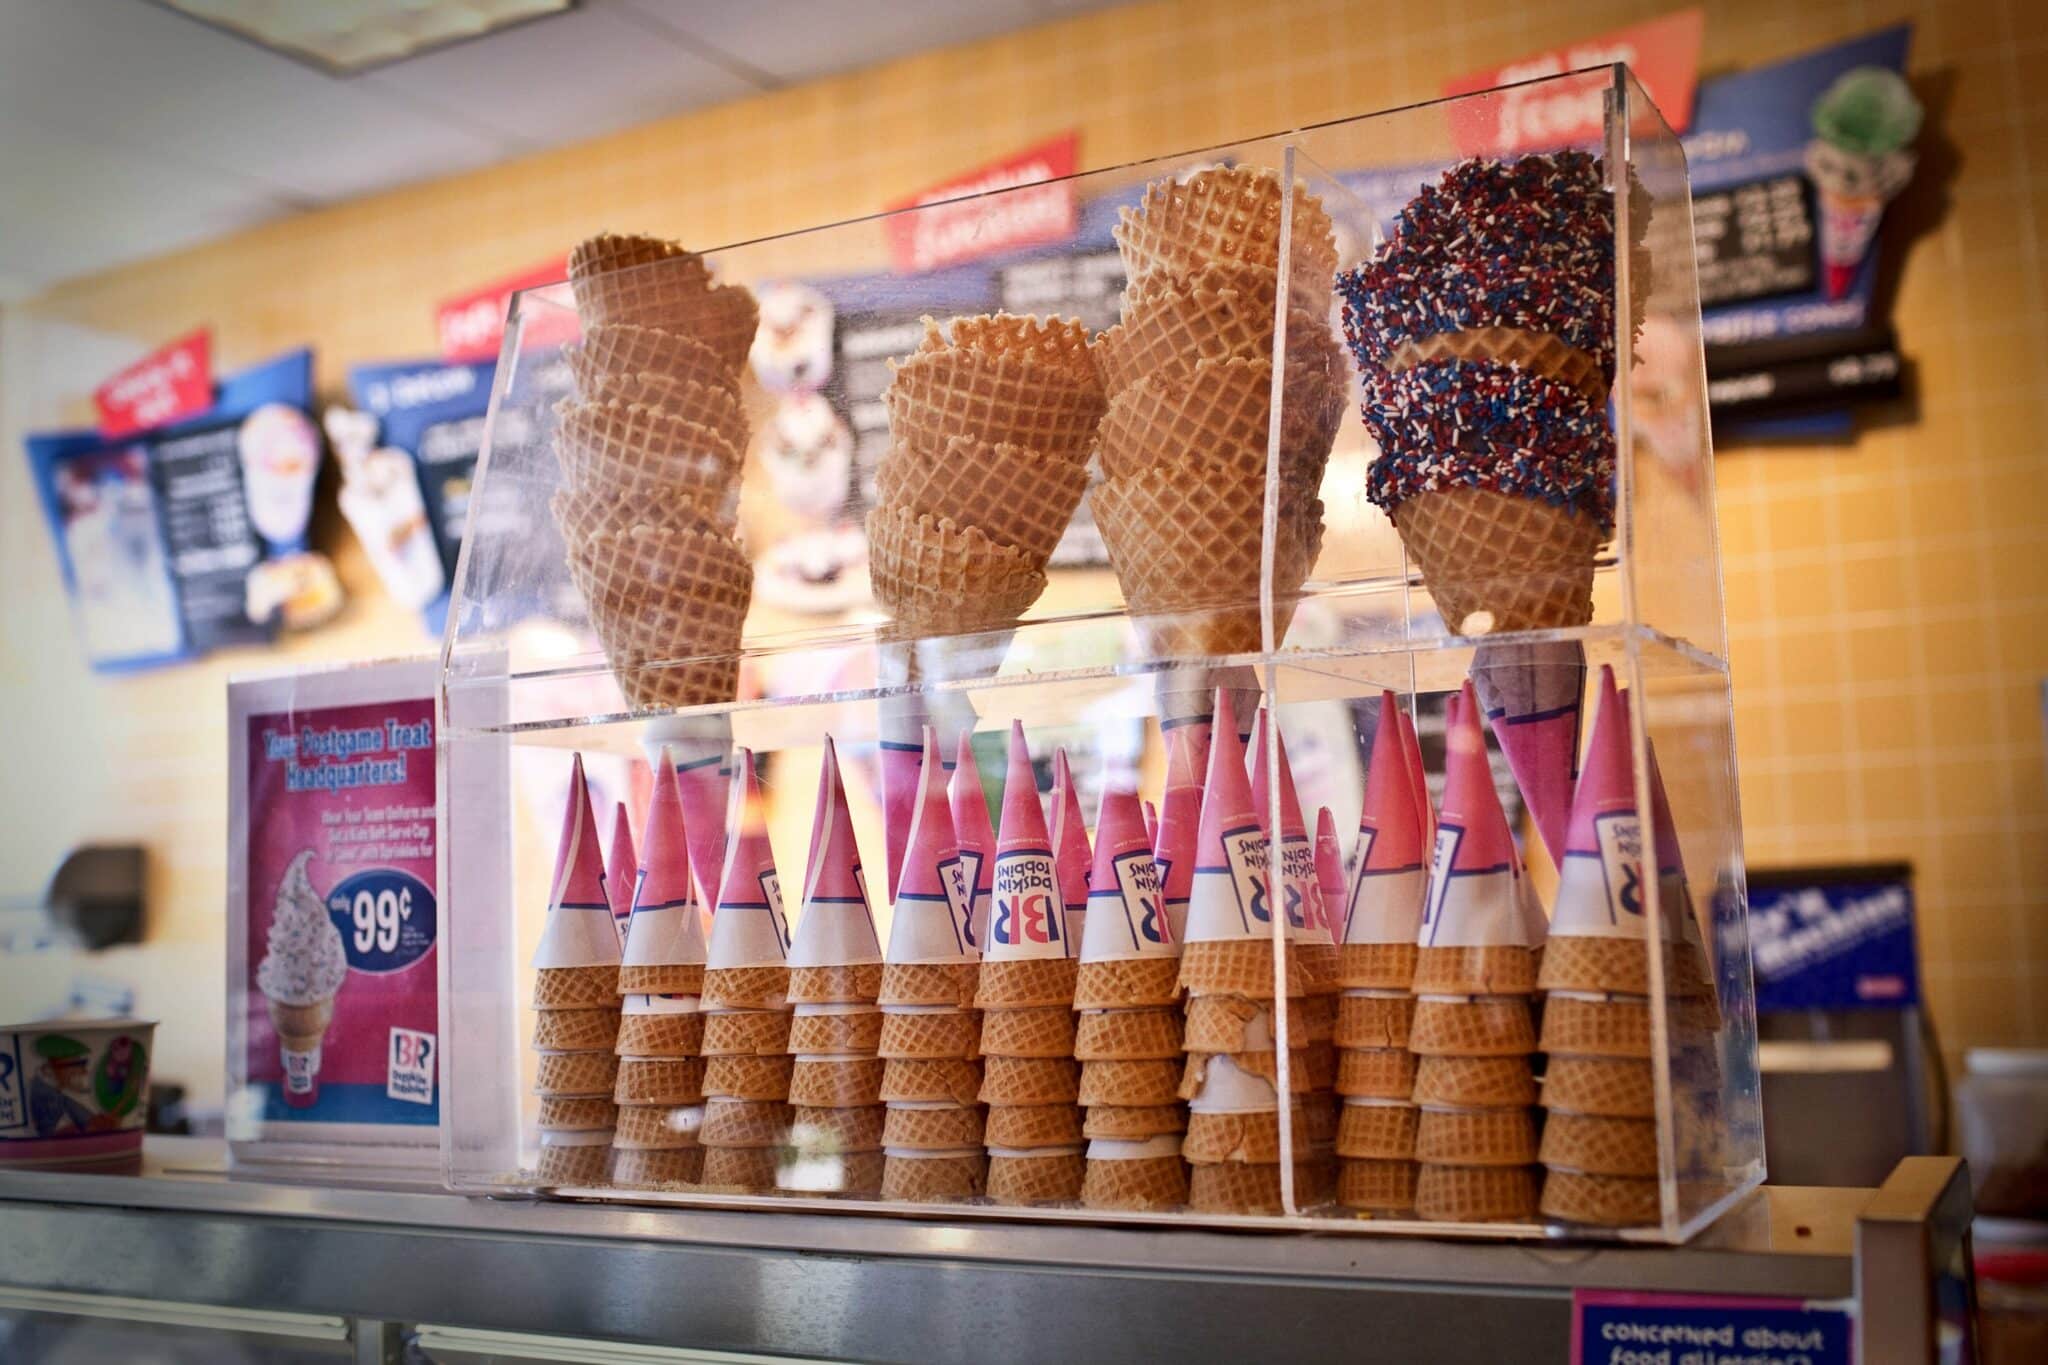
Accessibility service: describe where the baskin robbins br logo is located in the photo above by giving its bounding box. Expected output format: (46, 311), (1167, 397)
(1109, 846), (1171, 950)
(940, 854), (975, 951)
(990, 846), (1064, 953)
(1593, 813), (1647, 928)
(1219, 823), (1272, 934)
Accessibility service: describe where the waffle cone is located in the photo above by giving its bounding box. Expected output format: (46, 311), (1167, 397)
(1182, 995), (1305, 1054)
(1078, 1058), (1184, 1108)
(1539, 995), (1653, 1059)
(787, 1057), (884, 1108)
(1334, 994), (1416, 1050)
(974, 958), (1079, 1010)
(883, 1151), (987, 1202)
(534, 965), (621, 1009)
(533, 1008), (621, 1052)
(1335, 1102), (1419, 1159)
(876, 1009), (980, 1060)
(700, 1009), (793, 1057)
(918, 314), (1098, 384)
(1415, 1107), (1538, 1166)
(1395, 487), (1603, 636)
(1414, 1055), (1539, 1109)
(537, 1096), (617, 1131)
(701, 1052), (793, 1101)
(1181, 1050), (1313, 1097)
(986, 1150), (1085, 1206)
(979, 1055), (1080, 1105)
(865, 507), (1048, 634)
(1540, 1113), (1659, 1178)
(577, 371), (748, 452)
(534, 1050), (619, 1097)
(1334, 943), (1419, 990)
(567, 245), (755, 367)
(1097, 355), (1341, 487)
(984, 1102), (1084, 1149)
(884, 349), (1105, 462)
(612, 1102), (702, 1151)
(791, 1103), (885, 1153)
(1098, 265), (1336, 396)
(1081, 1153), (1188, 1210)
(701, 967), (790, 1012)
(1083, 1103), (1185, 1140)
(697, 1144), (780, 1191)
(1178, 939), (1306, 1000)
(1337, 1158), (1418, 1212)
(1183, 1106), (1309, 1165)
(978, 1005), (1076, 1059)
(1544, 1056), (1657, 1118)
(613, 1056), (705, 1106)
(1414, 1162), (1539, 1222)
(612, 1146), (703, 1187)
(1536, 936), (1660, 996)
(564, 526), (749, 711)
(878, 962), (980, 1010)
(881, 1102), (984, 1150)
(568, 323), (736, 404)
(1540, 1169), (1660, 1227)
(535, 1142), (612, 1187)
(616, 963), (706, 996)
(1335, 1047), (1418, 1100)
(1185, 1160), (1295, 1215)
(875, 436), (1088, 562)
(880, 1058), (983, 1105)
(568, 234), (707, 318)
(615, 1011), (706, 1058)
(698, 1098), (793, 1148)
(1408, 997), (1538, 1057)
(1388, 326), (1608, 408)
(1072, 957), (1183, 1009)
(1074, 1007), (1183, 1061)
(787, 1009), (883, 1055)
(785, 963), (883, 1007)
(552, 485), (733, 550)
(1411, 945), (1537, 998)
(556, 400), (742, 491)
(1113, 167), (1337, 302)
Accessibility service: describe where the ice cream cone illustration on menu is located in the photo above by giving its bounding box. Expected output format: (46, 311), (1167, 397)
(257, 850), (347, 1110)
(949, 732), (997, 955)
(606, 801), (638, 947)
(1805, 67), (1922, 300)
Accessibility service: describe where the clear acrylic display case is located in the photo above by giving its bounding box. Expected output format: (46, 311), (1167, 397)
(438, 66), (1762, 1242)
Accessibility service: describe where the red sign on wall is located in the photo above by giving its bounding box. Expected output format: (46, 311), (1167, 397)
(94, 329), (213, 438)
(1443, 9), (1705, 155)
(435, 258), (576, 363)
(883, 132), (1080, 275)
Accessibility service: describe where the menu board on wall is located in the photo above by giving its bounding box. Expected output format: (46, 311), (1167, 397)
(1691, 174), (1818, 307)
(146, 421), (268, 655)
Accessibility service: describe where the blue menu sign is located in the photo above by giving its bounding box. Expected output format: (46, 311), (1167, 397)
(1747, 865), (1919, 1012)
(1574, 1291), (1854, 1365)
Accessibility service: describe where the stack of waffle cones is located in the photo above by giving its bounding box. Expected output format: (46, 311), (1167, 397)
(532, 756), (622, 1187)
(699, 750), (794, 1192)
(555, 234), (757, 712)
(1094, 167), (1342, 659)
(867, 315), (1100, 666)
(1076, 789), (1187, 1211)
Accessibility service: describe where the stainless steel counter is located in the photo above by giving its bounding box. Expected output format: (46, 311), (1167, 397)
(0, 1139), (1955, 1364)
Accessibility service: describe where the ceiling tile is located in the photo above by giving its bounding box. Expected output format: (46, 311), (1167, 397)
(620, 0), (1045, 84)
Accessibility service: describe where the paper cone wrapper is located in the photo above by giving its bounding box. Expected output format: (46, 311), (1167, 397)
(1113, 166), (1338, 303)
(1337, 1158), (1418, 1211)
(984, 724), (1075, 963)
(1080, 789), (1176, 963)
(1541, 1056), (1656, 1118)
(1153, 719), (1208, 942)
(984, 1102), (1085, 1149)
(534, 965), (620, 1009)
(875, 433), (1089, 563)
(1413, 1163), (1539, 1223)
(1315, 807), (1348, 935)
(1408, 995), (1538, 1057)
(1398, 704), (1434, 853)
(1538, 992), (1652, 1059)
(693, 1145), (776, 1189)
(535, 1136), (613, 1187)
(605, 803), (638, 944)
(1248, 711), (1330, 946)
(1419, 684), (1528, 953)
(978, 1005), (1076, 1060)
(666, 739), (732, 916)
(567, 321), (737, 405)
(787, 740), (882, 971)
(620, 750), (707, 969)
(880, 1058), (983, 1106)
(787, 1006), (884, 1056)
(708, 751), (791, 972)
(985, 1150), (1086, 1206)
(1647, 731), (1719, 1003)
(1335, 1099), (1420, 1160)
(1334, 1047), (1417, 1100)
(949, 732), (998, 955)
(873, 1005), (978, 1062)
(1182, 691), (1281, 947)
(881, 1101), (985, 1150)
(612, 1102), (704, 1151)
(535, 756), (625, 970)
(1343, 693), (1430, 947)
(1083, 1103), (1186, 1140)
(978, 1055), (1080, 1106)
(886, 728), (978, 966)
(1548, 666), (1648, 951)
(1540, 1169), (1659, 1227)
(1413, 1055), (1537, 1109)
(883, 346), (1106, 463)
(877, 700), (925, 903)
(699, 1008), (791, 1057)
(1077, 1058), (1183, 1108)
(612, 1056), (705, 1106)
(1082, 1151), (1189, 1210)
(1074, 1007), (1183, 1061)
(1414, 1106), (1538, 1167)
(1073, 957), (1182, 1009)
(1050, 751), (1092, 941)
(882, 1151), (986, 1202)
(1473, 639), (1587, 866)
(1539, 1112), (1658, 1178)
(700, 1053), (793, 1102)
(534, 1050), (619, 1098)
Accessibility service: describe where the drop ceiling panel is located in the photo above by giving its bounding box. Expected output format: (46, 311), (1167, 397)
(628, 0), (1052, 85)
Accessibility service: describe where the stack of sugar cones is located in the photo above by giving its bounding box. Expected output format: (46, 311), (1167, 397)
(1077, 788), (1187, 1211)
(976, 723), (1085, 1205)
(1178, 692), (1312, 1214)
(879, 728), (986, 1203)
(555, 233), (757, 713)
(699, 749), (794, 1192)
(868, 315), (1101, 670)
(531, 756), (623, 1187)
(1410, 685), (1542, 1223)
(1094, 167), (1342, 660)
(780, 738), (885, 1197)
(610, 750), (708, 1187)
(1333, 693), (1432, 1214)
(1312, 808), (1351, 1192)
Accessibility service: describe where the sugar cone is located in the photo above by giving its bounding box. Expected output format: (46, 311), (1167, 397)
(790, 1103), (885, 1153)
(534, 1007), (620, 1052)
(880, 1058), (982, 1105)
(1083, 1103), (1185, 1140)
(536, 1136), (613, 1186)
(787, 1007), (883, 1055)
(700, 1009), (791, 1057)
(979, 1055), (1080, 1106)
(1077, 1058), (1183, 1108)
(1074, 1006), (1183, 1061)
(534, 1050), (619, 1098)
(534, 965), (622, 1009)
(876, 1007), (979, 1059)
(612, 1146), (703, 1187)
(616, 1000), (705, 1057)
(1538, 993), (1652, 1059)
(1074, 957), (1181, 1010)
(1408, 996), (1538, 1057)
(1334, 991), (1414, 1050)
(1414, 1107), (1538, 1166)
(787, 1057), (884, 1109)
(1413, 1055), (1538, 1109)
(612, 1102), (703, 1151)
(978, 1005), (1076, 1059)
(613, 1056), (705, 1106)
(1414, 1163), (1540, 1223)
(1539, 1112), (1659, 1178)
(1082, 1142), (1189, 1210)
(701, 1053), (793, 1101)
(1337, 1158), (1418, 1212)
(882, 1150), (986, 1202)
(879, 961), (979, 1010)
(1540, 1169), (1660, 1227)
(1541, 1056), (1656, 1118)
(984, 1102), (1085, 1149)
(537, 1096), (616, 1131)
(882, 1102), (984, 1150)
(698, 1145), (781, 1190)
(985, 1149), (1085, 1206)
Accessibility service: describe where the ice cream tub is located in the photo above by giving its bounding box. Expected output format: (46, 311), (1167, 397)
(0, 1020), (156, 1170)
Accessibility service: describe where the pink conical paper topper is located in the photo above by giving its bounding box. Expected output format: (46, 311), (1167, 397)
(1645, 725), (1715, 989)
(672, 745), (731, 918)
(1314, 807), (1346, 937)
(1472, 641), (1587, 867)
(887, 728), (975, 964)
(1051, 748), (1092, 944)
(1419, 681), (1526, 949)
(1081, 787), (1174, 961)
(533, 754), (623, 969)
(1396, 703), (1433, 851)
(708, 750), (789, 968)
(1142, 800), (1159, 846)
(1184, 689), (1272, 944)
(606, 800), (637, 944)
(880, 734), (925, 903)
(1153, 721), (1206, 941)
(1342, 692), (1429, 946)
(986, 721), (1069, 961)
(787, 737), (881, 968)
(1549, 667), (1644, 940)
(623, 748), (708, 968)
(949, 731), (997, 955)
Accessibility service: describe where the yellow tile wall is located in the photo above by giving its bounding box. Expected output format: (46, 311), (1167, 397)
(1, 0), (2042, 1109)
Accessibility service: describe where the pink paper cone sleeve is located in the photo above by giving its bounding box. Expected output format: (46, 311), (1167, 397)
(949, 731), (997, 956)
(1081, 787), (1174, 961)
(534, 754), (622, 969)
(886, 728), (975, 964)
(709, 749), (790, 968)
(622, 748), (708, 968)
(986, 721), (1070, 961)
(787, 737), (881, 968)
(1419, 682), (1526, 950)
(1183, 689), (1274, 944)
(606, 800), (637, 945)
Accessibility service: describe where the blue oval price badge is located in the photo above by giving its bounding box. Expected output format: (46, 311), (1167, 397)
(326, 869), (437, 972)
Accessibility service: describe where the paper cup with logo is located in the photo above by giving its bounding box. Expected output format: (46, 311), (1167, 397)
(0, 1020), (155, 1170)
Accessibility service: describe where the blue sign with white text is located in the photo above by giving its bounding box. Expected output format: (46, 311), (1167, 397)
(1574, 1291), (1853, 1365)
(1748, 868), (1918, 1012)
